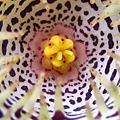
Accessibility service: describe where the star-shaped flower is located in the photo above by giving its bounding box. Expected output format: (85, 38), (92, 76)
(28, 23), (88, 85)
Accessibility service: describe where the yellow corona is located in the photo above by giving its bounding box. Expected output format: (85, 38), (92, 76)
(44, 35), (75, 67)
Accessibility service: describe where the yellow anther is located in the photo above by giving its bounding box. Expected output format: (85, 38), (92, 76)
(44, 46), (59, 58)
(49, 35), (62, 46)
(56, 52), (62, 60)
(61, 39), (74, 50)
(51, 58), (63, 67)
(63, 50), (75, 63)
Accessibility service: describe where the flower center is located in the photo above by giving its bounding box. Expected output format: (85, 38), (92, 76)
(44, 35), (76, 67)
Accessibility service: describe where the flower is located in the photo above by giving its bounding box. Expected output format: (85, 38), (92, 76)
(1, 0), (120, 120)
(28, 23), (88, 85)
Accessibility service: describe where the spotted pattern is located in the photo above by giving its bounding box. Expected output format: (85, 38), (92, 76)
(0, 0), (120, 119)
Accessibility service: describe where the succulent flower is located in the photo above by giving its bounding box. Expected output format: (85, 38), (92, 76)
(0, 0), (120, 120)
